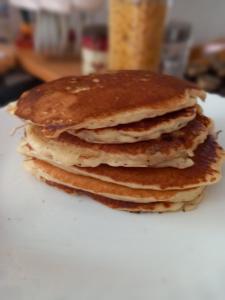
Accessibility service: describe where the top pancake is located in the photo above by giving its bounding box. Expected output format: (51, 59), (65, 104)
(14, 70), (206, 138)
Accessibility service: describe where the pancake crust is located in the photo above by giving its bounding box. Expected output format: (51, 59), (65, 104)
(89, 193), (204, 213)
(20, 135), (225, 190)
(14, 71), (205, 137)
(73, 106), (197, 144)
(24, 158), (204, 203)
(69, 136), (225, 190)
(40, 179), (204, 213)
(23, 114), (212, 168)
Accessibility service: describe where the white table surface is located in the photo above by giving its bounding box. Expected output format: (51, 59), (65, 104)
(1, 94), (225, 300)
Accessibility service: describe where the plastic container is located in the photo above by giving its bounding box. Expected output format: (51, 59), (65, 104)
(82, 25), (108, 74)
(109, 0), (169, 71)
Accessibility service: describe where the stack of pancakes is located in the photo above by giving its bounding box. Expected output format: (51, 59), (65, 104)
(11, 71), (225, 213)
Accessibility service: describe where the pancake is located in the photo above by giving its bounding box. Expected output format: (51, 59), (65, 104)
(72, 106), (197, 144)
(22, 114), (212, 168)
(40, 179), (205, 213)
(20, 136), (225, 191)
(89, 193), (204, 213)
(14, 71), (206, 138)
(24, 158), (205, 204)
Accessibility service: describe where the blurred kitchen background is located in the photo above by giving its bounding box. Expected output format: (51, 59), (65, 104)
(1, 0), (225, 107)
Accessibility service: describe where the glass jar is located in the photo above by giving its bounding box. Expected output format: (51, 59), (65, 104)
(109, 0), (169, 71)
(162, 21), (192, 78)
(0, 1), (12, 43)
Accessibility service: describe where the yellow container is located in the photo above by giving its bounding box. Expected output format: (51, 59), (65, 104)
(109, 0), (168, 71)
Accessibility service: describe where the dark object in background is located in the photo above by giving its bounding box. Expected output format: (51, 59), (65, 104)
(185, 39), (225, 96)
(0, 68), (42, 107)
(185, 58), (225, 96)
(212, 59), (225, 77)
(197, 74), (221, 92)
(186, 62), (208, 78)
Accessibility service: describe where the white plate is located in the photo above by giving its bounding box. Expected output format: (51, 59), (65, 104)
(1, 94), (225, 300)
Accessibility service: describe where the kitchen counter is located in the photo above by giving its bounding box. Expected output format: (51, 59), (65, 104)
(0, 43), (16, 75)
(16, 48), (81, 81)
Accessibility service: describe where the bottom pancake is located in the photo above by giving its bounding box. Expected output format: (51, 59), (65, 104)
(91, 193), (203, 212)
(24, 158), (204, 204)
(40, 176), (204, 213)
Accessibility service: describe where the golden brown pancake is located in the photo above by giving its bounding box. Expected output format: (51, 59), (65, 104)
(88, 193), (204, 213)
(40, 179), (204, 213)
(72, 106), (197, 144)
(20, 136), (225, 191)
(14, 71), (205, 138)
(22, 114), (212, 168)
(24, 158), (204, 203)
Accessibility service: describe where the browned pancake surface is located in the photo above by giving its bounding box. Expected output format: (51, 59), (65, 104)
(75, 136), (225, 189)
(89, 194), (200, 212)
(41, 179), (203, 213)
(90, 106), (197, 133)
(50, 114), (211, 156)
(25, 157), (204, 203)
(15, 71), (204, 132)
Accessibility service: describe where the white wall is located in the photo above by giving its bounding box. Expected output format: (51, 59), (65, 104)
(97, 0), (225, 44)
(9, 0), (224, 45)
(171, 0), (225, 43)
